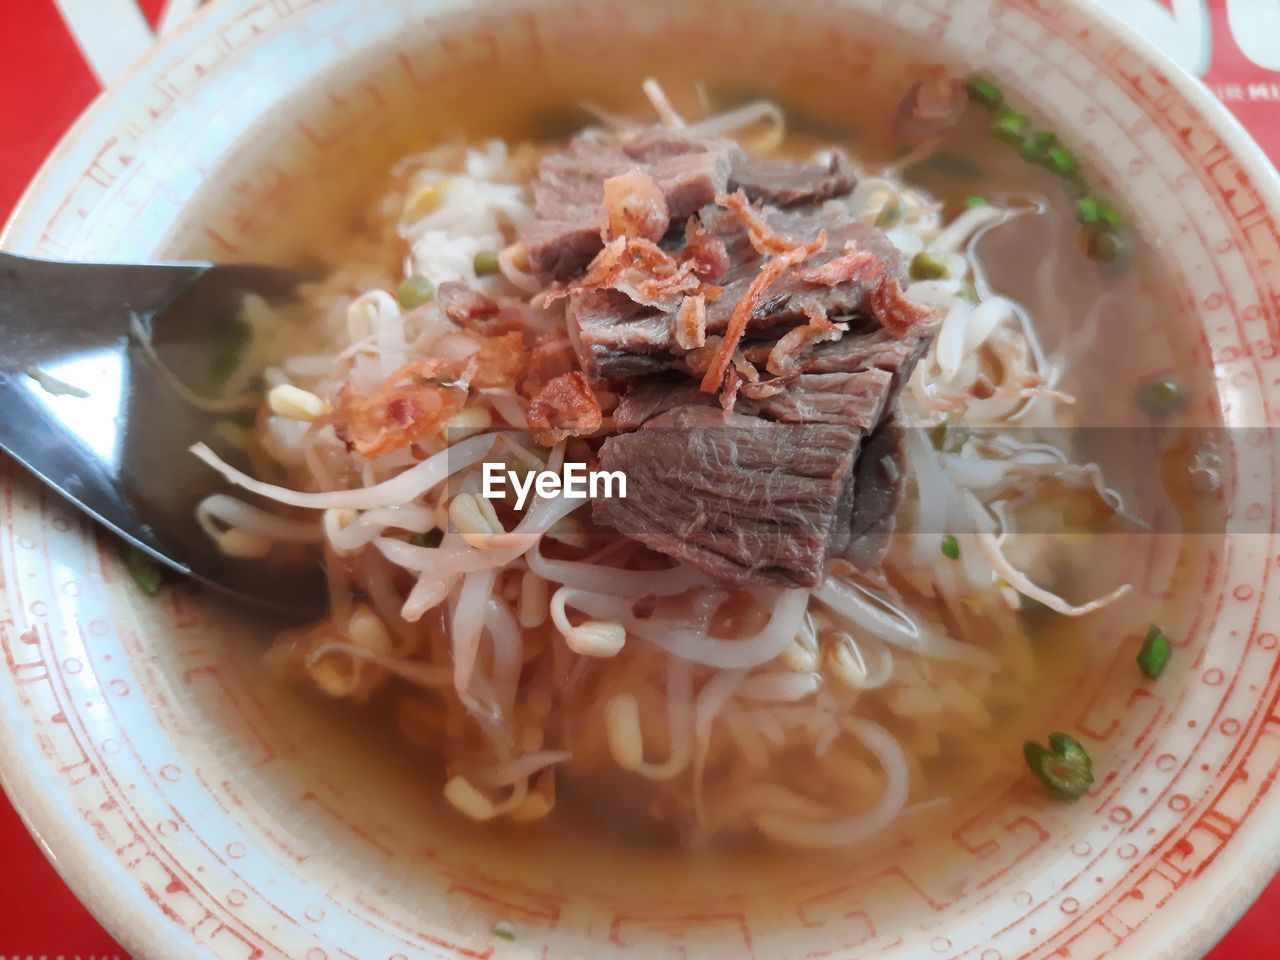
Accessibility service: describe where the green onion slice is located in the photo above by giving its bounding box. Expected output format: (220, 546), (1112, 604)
(1024, 732), (1094, 798)
(1137, 624), (1172, 679)
(120, 542), (164, 595)
(966, 75), (1003, 108)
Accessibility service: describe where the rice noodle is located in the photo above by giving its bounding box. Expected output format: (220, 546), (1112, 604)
(623, 659), (694, 781)
(129, 313), (260, 413)
(976, 532), (1132, 616)
(326, 504), (434, 551)
(684, 100), (785, 148)
(470, 750), (572, 789)
(561, 587), (809, 669)
(754, 719), (910, 847)
(813, 576), (1001, 671)
(308, 640), (452, 687)
(693, 668), (748, 823)
(928, 204), (1006, 254)
(736, 671), (821, 702)
(452, 567), (497, 697)
(196, 494), (322, 543)
(527, 540), (708, 597)
(643, 77), (687, 128)
(190, 431), (507, 510)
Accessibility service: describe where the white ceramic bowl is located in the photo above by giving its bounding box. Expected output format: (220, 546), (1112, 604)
(4, 1), (1280, 958)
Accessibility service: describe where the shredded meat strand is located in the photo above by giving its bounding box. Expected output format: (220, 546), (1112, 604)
(526, 371), (604, 445)
(699, 233), (827, 393)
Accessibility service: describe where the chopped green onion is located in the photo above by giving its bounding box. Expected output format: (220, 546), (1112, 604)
(473, 250), (501, 276)
(1047, 145), (1079, 177)
(208, 316), (253, 384)
(1030, 131), (1057, 152)
(1017, 130), (1056, 163)
(964, 195), (988, 209)
(492, 920), (517, 941)
(910, 251), (951, 281)
(1097, 200), (1125, 230)
(966, 75), (1003, 108)
(1137, 624), (1172, 679)
(397, 276), (435, 309)
(940, 534), (960, 560)
(1076, 196), (1101, 225)
(930, 422), (970, 453)
(1024, 732), (1094, 799)
(993, 108), (1031, 143)
(410, 529), (444, 549)
(1135, 374), (1185, 418)
(120, 542), (164, 595)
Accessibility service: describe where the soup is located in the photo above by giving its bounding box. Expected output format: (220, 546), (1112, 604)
(168, 31), (1218, 863)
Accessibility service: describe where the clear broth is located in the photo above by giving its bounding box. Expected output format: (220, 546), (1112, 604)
(167, 8), (1224, 928)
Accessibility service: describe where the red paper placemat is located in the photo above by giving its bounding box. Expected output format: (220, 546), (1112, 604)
(0, 2), (1277, 957)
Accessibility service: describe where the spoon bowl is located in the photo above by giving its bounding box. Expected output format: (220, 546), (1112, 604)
(0, 252), (325, 614)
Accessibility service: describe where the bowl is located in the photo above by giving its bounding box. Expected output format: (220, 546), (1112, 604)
(4, 1), (1280, 958)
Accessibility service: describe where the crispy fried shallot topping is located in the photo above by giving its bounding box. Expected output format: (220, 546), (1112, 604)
(526, 371), (604, 446)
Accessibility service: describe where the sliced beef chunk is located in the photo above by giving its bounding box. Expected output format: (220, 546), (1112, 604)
(613, 330), (925, 432)
(566, 290), (680, 380)
(593, 405), (866, 587)
(728, 152), (855, 207)
(522, 130), (740, 283)
(527, 127), (932, 587)
(569, 207), (905, 381)
(598, 333), (925, 585)
(837, 415), (907, 568)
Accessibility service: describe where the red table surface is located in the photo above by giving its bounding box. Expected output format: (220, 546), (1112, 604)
(1, 1), (1278, 957)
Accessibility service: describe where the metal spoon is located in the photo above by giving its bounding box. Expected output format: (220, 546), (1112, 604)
(0, 251), (326, 615)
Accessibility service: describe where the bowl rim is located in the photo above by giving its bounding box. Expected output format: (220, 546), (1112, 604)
(2, 1), (1280, 958)
(1032, 8), (1280, 953)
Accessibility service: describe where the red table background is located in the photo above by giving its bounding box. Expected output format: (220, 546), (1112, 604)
(1, 0), (1278, 956)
